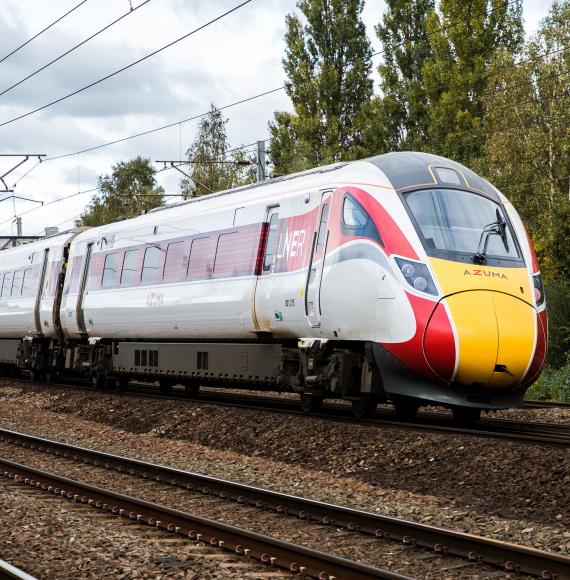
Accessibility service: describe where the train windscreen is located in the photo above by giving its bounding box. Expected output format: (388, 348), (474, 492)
(404, 188), (521, 261)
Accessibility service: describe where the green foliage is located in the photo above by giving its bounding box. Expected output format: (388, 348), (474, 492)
(362, 0), (435, 154)
(481, 1), (570, 280)
(422, 0), (524, 164)
(526, 357), (570, 402)
(181, 104), (254, 198)
(270, 0), (373, 174)
(544, 278), (570, 369)
(78, 157), (164, 227)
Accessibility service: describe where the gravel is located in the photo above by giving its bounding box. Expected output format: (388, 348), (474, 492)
(0, 381), (568, 577)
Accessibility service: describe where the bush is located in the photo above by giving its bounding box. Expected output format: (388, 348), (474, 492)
(544, 278), (570, 369)
(526, 357), (570, 402)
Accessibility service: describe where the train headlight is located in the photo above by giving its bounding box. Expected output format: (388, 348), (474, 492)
(532, 273), (545, 307)
(395, 257), (438, 296)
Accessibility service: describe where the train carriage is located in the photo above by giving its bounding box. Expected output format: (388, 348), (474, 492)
(0, 152), (548, 422)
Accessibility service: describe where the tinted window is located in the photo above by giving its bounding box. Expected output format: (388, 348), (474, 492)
(316, 204), (330, 253)
(214, 232), (238, 276)
(263, 212), (280, 272)
(121, 249), (139, 285)
(405, 189), (519, 258)
(1, 272), (13, 298)
(163, 241), (187, 280)
(344, 196), (367, 228)
(188, 238), (213, 280)
(102, 253), (118, 287)
(141, 246), (161, 283)
(341, 194), (383, 245)
(22, 269), (33, 296)
(11, 270), (23, 296)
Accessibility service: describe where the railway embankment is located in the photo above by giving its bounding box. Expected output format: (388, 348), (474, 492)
(0, 381), (568, 578)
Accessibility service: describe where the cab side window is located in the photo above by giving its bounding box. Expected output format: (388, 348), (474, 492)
(341, 193), (383, 246)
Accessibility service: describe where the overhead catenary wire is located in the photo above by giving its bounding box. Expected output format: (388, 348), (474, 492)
(0, 0), (254, 129)
(0, 187), (98, 230)
(41, 2), (554, 165)
(0, 0), (151, 98)
(0, 0), (90, 64)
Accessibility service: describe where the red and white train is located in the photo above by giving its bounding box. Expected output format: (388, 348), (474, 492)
(0, 153), (547, 422)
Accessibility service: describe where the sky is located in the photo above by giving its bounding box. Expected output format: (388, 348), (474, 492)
(0, 0), (553, 238)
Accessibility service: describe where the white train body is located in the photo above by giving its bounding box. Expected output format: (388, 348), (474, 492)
(0, 153), (547, 416)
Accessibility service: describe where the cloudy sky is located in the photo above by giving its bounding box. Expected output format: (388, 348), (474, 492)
(0, 0), (552, 237)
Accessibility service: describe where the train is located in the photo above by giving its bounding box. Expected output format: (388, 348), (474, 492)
(0, 152), (547, 423)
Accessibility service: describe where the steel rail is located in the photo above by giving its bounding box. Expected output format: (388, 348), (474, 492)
(1, 428), (568, 578)
(0, 559), (36, 580)
(523, 400), (570, 410)
(1, 377), (569, 447)
(0, 456), (407, 580)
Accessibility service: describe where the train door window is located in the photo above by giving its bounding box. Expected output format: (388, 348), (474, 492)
(316, 204), (330, 254)
(21, 269), (32, 296)
(263, 208), (280, 272)
(163, 241), (186, 280)
(11, 270), (23, 296)
(102, 253), (118, 287)
(121, 249), (139, 285)
(141, 245), (161, 283)
(187, 237), (212, 280)
(1, 272), (12, 298)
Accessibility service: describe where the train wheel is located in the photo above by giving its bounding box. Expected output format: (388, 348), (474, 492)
(452, 407), (481, 426)
(351, 397), (377, 418)
(90, 374), (103, 390)
(394, 400), (419, 421)
(300, 394), (323, 413)
(159, 379), (172, 395)
(185, 383), (200, 397)
(114, 376), (129, 392)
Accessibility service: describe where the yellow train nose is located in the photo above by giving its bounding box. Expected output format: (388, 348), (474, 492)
(445, 291), (536, 387)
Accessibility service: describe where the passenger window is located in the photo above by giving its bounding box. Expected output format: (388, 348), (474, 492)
(214, 232), (238, 276)
(11, 270), (23, 296)
(187, 237), (212, 280)
(163, 241), (186, 280)
(22, 269), (32, 296)
(141, 246), (161, 283)
(121, 249), (139, 285)
(316, 204), (330, 254)
(1, 272), (12, 298)
(263, 210), (280, 272)
(102, 253), (118, 287)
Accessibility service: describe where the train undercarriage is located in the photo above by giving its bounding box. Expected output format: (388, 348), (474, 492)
(0, 336), (395, 419)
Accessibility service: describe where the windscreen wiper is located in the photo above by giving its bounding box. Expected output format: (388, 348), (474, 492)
(472, 208), (509, 264)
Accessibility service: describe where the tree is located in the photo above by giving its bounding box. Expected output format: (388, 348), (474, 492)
(482, 0), (570, 282)
(180, 105), (255, 198)
(422, 0), (524, 164)
(269, 0), (373, 174)
(78, 157), (164, 227)
(482, 0), (570, 370)
(363, 0), (435, 154)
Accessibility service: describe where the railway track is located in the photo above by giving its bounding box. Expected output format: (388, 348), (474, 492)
(1, 428), (568, 579)
(1, 375), (569, 447)
(523, 400), (570, 410)
(124, 384), (570, 447)
(0, 559), (36, 580)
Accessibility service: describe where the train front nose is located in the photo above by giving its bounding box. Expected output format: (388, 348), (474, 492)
(424, 291), (537, 387)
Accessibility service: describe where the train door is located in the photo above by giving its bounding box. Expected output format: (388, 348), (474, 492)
(34, 248), (50, 336)
(305, 194), (331, 328)
(76, 242), (93, 335)
(253, 206), (280, 332)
